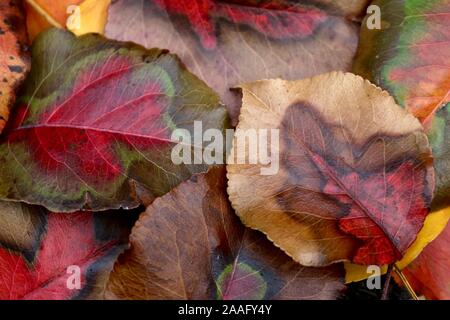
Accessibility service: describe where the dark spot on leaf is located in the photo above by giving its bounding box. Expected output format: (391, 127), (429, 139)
(3, 15), (21, 32)
(0, 28), (4, 35)
(8, 65), (23, 73)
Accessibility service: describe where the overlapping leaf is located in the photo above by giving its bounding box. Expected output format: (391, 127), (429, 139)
(0, 201), (135, 299)
(0, 28), (229, 212)
(0, 0), (30, 133)
(25, 0), (111, 41)
(345, 205), (450, 283)
(227, 72), (434, 266)
(106, 0), (365, 123)
(353, 0), (450, 208)
(105, 167), (344, 300)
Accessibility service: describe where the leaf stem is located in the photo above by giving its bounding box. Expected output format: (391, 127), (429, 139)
(381, 264), (394, 300)
(393, 264), (419, 300)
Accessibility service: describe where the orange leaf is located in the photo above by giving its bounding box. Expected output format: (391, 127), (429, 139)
(25, 0), (110, 42)
(0, 0), (30, 133)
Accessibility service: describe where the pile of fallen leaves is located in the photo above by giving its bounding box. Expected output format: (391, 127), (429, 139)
(0, 0), (448, 300)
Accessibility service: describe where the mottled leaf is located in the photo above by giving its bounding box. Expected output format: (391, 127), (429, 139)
(0, 28), (228, 212)
(105, 167), (344, 300)
(345, 206), (450, 283)
(0, 201), (135, 299)
(353, 0), (450, 208)
(346, 107), (450, 281)
(0, 0), (30, 133)
(106, 0), (363, 124)
(353, 0), (449, 123)
(227, 72), (434, 266)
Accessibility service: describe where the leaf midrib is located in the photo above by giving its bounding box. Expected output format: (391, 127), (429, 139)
(291, 127), (403, 254)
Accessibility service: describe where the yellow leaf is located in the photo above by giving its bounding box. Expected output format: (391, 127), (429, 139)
(345, 206), (450, 283)
(25, 0), (110, 42)
(67, 0), (111, 36)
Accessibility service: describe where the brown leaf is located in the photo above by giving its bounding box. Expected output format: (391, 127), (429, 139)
(105, 0), (362, 124)
(105, 167), (344, 300)
(227, 72), (434, 266)
(0, 0), (30, 133)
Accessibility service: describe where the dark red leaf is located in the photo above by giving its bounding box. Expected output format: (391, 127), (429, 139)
(0, 202), (135, 299)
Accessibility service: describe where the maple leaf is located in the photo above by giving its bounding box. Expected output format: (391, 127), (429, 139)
(105, 167), (345, 300)
(227, 72), (434, 266)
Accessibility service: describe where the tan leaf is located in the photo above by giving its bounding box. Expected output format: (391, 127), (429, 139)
(227, 72), (434, 266)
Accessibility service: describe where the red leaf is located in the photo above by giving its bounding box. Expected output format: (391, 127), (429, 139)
(402, 226), (450, 299)
(152, 0), (327, 50)
(0, 28), (228, 211)
(0, 202), (135, 299)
